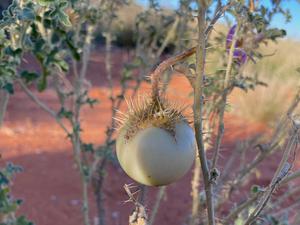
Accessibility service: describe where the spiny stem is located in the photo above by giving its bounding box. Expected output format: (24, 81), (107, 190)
(194, 2), (215, 225)
(211, 23), (240, 169)
(150, 47), (196, 100)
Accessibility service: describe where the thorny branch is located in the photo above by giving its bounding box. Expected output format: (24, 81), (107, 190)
(124, 184), (148, 225)
(223, 192), (263, 224)
(231, 88), (300, 188)
(211, 23), (240, 169)
(17, 79), (71, 136)
(244, 118), (300, 225)
(194, 1), (215, 225)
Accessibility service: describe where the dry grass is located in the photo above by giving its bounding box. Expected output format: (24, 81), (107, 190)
(230, 39), (300, 126)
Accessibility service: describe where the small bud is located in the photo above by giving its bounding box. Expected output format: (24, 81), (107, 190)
(210, 167), (220, 184)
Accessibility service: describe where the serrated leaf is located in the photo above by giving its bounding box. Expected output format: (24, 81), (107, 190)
(21, 71), (40, 83)
(58, 11), (71, 27)
(36, 0), (56, 6)
(59, 1), (69, 9)
(18, 7), (35, 21)
(3, 83), (14, 94)
(55, 60), (69, 72)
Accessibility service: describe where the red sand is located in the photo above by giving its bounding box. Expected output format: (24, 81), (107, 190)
(0, 50), (299, 225)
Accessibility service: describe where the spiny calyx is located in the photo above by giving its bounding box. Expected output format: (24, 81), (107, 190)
(117, 96), (188, 141)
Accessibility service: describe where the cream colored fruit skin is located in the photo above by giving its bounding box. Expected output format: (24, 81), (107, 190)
(116, 122), (196, 186)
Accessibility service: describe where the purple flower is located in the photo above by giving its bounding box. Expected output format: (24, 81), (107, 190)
(226, 24), (237, 51)
(226, 24), (247, 66)
(233, 49), (247, 65)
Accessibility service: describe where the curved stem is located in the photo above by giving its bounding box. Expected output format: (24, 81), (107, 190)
(150, 47), (196, 99)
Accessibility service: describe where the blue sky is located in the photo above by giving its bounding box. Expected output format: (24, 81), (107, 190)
(137, 0), (300, 40)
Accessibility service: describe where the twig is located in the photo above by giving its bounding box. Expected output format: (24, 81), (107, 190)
(205, 1), (235, 38)
(223, 192), (263, 224)
(211, 23), (240, 169)
(149, 186), (166, 225)
(232, 88), (300, 187)
(223, 166), (300, 224)
(244, 122), (299, 225)
(92, 158), (107, 225)
(272, 198), (300, 218)
(0, 90), (9, 127)
(266, 185), (300, 213)
(72, 24), (95, 225)
(17, 79), (71, 135)
(190, 159), (201, 225)
(91, 5), (114, 222)
(281, 169), (300, 185)
(124, 184), (148, 225)
(156, 16), (180, 57)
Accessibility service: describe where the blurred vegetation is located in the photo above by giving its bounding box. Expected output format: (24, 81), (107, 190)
(0, 163), (33, 225)
(229, 39), (300, 126)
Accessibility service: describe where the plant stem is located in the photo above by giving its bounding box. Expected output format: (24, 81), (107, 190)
(211, 23), (239, 169)
(232, 88), (300, 187)
(92, 158), (107, 225)
(281, 169), (300, 185)
(149, 186), (166, 225)
(194, 2), (215, 225)
(244, 124), (299, 225)
(17, 79), (71, 135)
(0, 90), (9, 127)
(190, 159), (201, 225)
(150, 47), (196, 99)
(223, 192), (262, 224)
(72, 24), (95, 225)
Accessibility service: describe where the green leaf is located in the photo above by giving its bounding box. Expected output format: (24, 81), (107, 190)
(55, 60), (69, 72)
(3, 83), (14, 94)
(37, 68), (48, 92)
(36, 0), (56, 6)
(51, 32), (60, 44)
(16, 215), (34, 225)
(43, 18), (52, 29)
(86, 97), (99, 107)
(265, 28), (286, 40)
(4, 47), (22, 57)
(58, 12), (71, 27)
(66, 38), (80, 60)
(59, 1), (69, 9)
(18, 7), (35, 21)
(0, 172), (9, 185)
(81, 143), (94, 153)
(20, 71), (39, 83)
(57, 107), (73, 119)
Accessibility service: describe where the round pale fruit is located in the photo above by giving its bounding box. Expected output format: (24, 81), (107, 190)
(116, 121), (196, 186)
